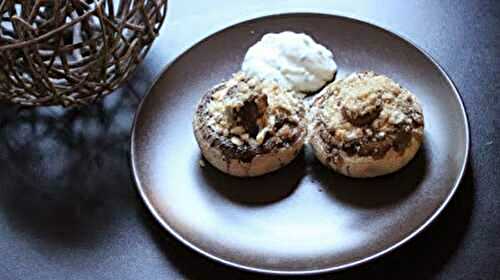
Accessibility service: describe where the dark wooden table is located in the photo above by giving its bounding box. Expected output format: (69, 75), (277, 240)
(1, 1), (499, 279)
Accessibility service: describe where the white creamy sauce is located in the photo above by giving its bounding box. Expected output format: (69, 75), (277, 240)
(241, 31), (337, 93)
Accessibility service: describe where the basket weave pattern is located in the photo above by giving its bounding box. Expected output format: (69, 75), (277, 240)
(0, 0), (167, 106)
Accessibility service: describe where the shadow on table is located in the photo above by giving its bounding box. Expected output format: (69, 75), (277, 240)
(141, 158), (474, 280)
(0, 86), (139, 248)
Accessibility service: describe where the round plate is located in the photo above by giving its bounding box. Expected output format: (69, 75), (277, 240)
(131, 13), (469, 275)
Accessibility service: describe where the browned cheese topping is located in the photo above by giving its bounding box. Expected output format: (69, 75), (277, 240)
(312, 71), (424, 160)
(196, 72), (306, 162)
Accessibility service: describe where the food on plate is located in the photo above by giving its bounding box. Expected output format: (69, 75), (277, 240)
(309, 71), (424, 177)
(193, 72), (307, 177)
(241, 31), (337, 94)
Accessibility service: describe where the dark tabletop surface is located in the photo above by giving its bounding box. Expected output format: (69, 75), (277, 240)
(1, 0), (499, 279)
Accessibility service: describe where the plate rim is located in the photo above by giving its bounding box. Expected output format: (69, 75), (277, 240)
(130, 12), (471, 275)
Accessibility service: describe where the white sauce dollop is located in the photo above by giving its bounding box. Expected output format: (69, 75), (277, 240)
(241, 31), (337, 93)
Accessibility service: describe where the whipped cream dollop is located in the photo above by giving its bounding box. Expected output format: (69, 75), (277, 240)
(241, 31), (337, 93)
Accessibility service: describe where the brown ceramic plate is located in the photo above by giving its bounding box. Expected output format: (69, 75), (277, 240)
(131, 13), (469, 275)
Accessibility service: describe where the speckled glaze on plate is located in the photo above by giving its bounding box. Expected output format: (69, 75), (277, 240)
(130, 13), (469, 275)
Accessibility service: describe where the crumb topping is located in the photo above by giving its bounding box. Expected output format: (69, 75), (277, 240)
(312, 71), (424, 159)
(196, 72), (306, 161)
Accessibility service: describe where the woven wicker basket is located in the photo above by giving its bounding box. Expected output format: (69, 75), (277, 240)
(0, 0), (167, 107)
